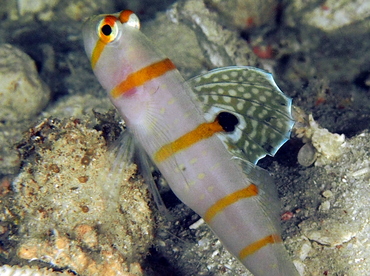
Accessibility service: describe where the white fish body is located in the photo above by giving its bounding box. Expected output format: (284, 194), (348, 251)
(83, 10), (299, 276)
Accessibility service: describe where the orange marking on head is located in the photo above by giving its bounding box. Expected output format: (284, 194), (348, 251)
(91, 40), (105, 69)
(102, 16), (118, 32)
(239, 234), (282, 260)
(119, 10), (134, 23)
(154, 119), (224, 163)
(110, 58), (176, 98)
(203, 184), (258, 223)
(91, 15), (118, 69)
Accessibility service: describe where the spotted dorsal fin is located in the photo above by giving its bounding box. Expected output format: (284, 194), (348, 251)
(189, 66), (294, 164)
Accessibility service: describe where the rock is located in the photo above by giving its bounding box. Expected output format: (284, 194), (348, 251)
(0, 265), (74, 276)
(282, 0), (370, 83)
(12, 118), (154, 275)
(299, 219), (355, 246)
(297, 142), (317, 167)
(206, 0), (279, 29)
(0, 44), (50, 122)
(17, 0), (59, 20)
(286, 0), (370, 32)
(295, 113), (345, 166)
(12, 0), (115, 21)
(142, 0), (260, 78)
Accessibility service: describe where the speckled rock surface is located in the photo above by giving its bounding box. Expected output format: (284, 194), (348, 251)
(11, 118), (153, 276)
(276, 133), (370, 275)
(0, 264), (74, 275)
(0, 0), (370, 275)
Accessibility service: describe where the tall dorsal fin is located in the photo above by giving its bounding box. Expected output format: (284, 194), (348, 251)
(189, 66), (294, 164)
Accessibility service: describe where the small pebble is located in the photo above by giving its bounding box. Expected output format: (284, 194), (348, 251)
(297, 143), (317, 167)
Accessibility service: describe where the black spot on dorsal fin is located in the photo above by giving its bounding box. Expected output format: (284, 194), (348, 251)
(216, 112), (239, 132)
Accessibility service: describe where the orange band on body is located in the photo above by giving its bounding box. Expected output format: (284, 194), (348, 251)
(204, 184), (259, 223)
(110, 58), (176, 98)
(239, 234), (282, 260)
(154, 119), (224, 163)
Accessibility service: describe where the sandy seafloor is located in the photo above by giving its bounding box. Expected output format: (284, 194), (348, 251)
(1, 0), (370, 275)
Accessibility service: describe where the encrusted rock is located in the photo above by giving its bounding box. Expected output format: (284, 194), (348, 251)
(0, 264), (74, 276)
(12, 118), (153, 276)
(294, 112), (345, 166)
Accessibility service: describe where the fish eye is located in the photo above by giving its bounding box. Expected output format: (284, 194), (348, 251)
(101, 24), (112, 36)
(97, 16), (119, 43)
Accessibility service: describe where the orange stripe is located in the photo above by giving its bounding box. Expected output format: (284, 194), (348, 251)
(154, 119), (224, 163)
(91, 15), (118, 69)
(110, 58), (176, 98)
(91, 39), (106, 69)
(203, 184), (258, 223)
(239, 234), (282, 260)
